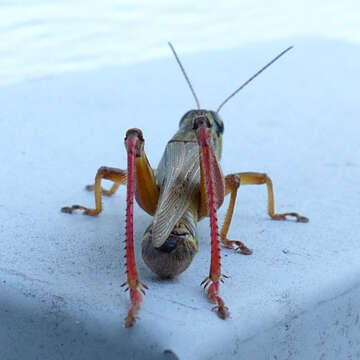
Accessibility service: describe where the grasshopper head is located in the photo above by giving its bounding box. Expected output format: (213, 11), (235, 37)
(179, 109), (224, 159)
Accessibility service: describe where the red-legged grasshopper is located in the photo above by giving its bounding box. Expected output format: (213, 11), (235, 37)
(61, 43), (308, 328)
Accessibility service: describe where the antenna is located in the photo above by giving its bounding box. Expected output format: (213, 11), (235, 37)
(216, 46), (293, 113)
(168, 42), (201, 110)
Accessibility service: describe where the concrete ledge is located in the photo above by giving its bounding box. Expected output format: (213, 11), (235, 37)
(1, 39), (360, 359)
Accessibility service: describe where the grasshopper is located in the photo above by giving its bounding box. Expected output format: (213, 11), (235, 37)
(61, 43), (308, 328)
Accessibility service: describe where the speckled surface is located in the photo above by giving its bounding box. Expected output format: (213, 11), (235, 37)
(1, 39), (360, 359)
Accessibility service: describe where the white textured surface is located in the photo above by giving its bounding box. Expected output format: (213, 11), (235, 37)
(1, 2), (360, 359)
(1, 38), (360, 359)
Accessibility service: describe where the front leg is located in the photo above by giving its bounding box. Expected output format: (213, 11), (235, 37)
(61, 167), (126, 216)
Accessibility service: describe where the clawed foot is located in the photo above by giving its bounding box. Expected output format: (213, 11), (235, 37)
(124, 312), (137, 328)
(123, 288), (144, 328)
(61, 205), (100, 216)
(212, 301), (229, 320)
(271, 212), (309, 223)
(221, 237), (252, 255)
(201, 276), (230, 320)
(121, 281), (148, 328)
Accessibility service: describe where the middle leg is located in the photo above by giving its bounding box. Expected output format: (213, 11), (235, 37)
(235, 172), (308, 222)
(219, 171), (308, 250)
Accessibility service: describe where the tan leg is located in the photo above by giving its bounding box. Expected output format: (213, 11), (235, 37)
(220, 174), (252, 255)
(220, 172), (308, 254)
(235, 172), (308, 222)
(61, 166), (126, 216)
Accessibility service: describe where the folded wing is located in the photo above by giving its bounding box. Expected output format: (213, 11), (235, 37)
(151, 141), (200, 248)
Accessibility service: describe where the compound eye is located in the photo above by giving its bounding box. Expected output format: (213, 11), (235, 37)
(210, 111), (224, 134)
(213, 117), (224, 135)
(216, 118), (224, 134)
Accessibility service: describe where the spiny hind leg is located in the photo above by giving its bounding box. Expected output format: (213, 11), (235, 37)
(122, 128), (159, 327)
(61, 167), (126, 216)
(220, 174), (252, 255)
(236, 172), (308, 222)
(195, 118), (230, 319)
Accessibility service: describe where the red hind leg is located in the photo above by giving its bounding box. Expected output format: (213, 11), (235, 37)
(195, 118), (229, 319)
